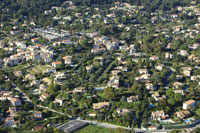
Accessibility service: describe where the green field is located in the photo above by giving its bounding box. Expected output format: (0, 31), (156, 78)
(27, 65), (52, 74)
(2, 64), (27, 72)
(76, 125), (115, 133)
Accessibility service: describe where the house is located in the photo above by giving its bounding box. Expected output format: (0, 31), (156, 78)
(116, 108), (130, 116)
(179, 50), (189, 56)
(63, 56), (72, 65)
(45, 68), (56, 74)
(11, 98), (21, 106)
(10, 30), (21, 36)
(23, 34), (32, 40)
(39, 84), (47, 94)
(0, 95), (14, 101)
(188, 55), (199, 61)
(181, 67), (192, 77)
(34, 111), (42, 119)
(8, 107), (17, 113)
(183, 100), (196, 110)
(191, 43), (200, 49)
(15, 41), (26, 48)
(151, 110), (169, 121)
(175, 110), (191, 119)
(14, 71), (23, 77)
(52, 61), (62, 68)
(74, 87), (85, 93)
(40, 93), (49, 102)
(166, 43), (173, 49)
(191, 75), (200, 81)
(150, 56), (159, 61)
(93, 102), (110, 110)
(135, 74), (151, 82)
(94, 56), (104, 65)
(62, 40), (73, 45)
(156, 64), (164, 71)
(173, 90), (185, 95)
(88, 112), (97, 117)
(3, 58), (20, 66)
(5, 117), (19, 127)
(31, 38), (39, 43)
(151, 92), (166, 101)
(25, 74), (36, 81)
(148, 126), (157, 131)
(119, 45), (129, 51)
(138, 69), (148, 74)
(7, 107), (17, 117)
(173, 82), (183, 89)
(0, 90), (12, 96)
(111, 70), (121, 75)
(127, 95), (139, 102)
(107, 75), (119, 89)
(165, 52), (173, 59)
(145, 83), (156, 91)
(32, 126), (47, 131)
(30, 80), (41, 87)
(86, 65), (93, 72)
(91, 47), (106, 53)
(54, 98), (63, 106)
(176, 75), (184, 80)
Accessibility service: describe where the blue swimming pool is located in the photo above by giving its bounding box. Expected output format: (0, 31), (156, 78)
(184, 118), (194, 123)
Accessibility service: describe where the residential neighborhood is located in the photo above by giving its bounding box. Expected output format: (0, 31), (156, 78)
(0, 0), (200, 133)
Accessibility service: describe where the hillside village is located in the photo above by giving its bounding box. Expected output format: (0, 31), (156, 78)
(0, 0), (200, 132)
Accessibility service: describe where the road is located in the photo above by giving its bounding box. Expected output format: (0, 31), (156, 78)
(164, 67), (175, 89)
(76, 119), (148, 132)
(13, 85), (66, 116)
(14, 85), (147, 132)
(0, 30), (18, 41)
(13, 84), (200, 133)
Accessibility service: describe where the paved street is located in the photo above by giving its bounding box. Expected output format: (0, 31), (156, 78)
(13, 84), (66, 116)
(13, 83), (200, 133)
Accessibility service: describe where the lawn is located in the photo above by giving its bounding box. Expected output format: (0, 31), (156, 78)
(76, 125), (115, 133)
(2, 64), (27, 72)
(27, 65), (52, 74)
(96, 92), (104, 98)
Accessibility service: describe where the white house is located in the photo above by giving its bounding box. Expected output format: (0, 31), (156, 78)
(183, 100), (196, 110)
(151, 110), (169, 121)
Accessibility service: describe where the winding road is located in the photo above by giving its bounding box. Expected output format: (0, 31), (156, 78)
(13, 85), (66, 116)
(13, 83), (200, 133)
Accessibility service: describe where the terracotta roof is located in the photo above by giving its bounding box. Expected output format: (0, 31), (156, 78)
(11, 98), (20, 102)
(53, 61), (62, 65)
(34, 126), (46, 131)
(184, 100), (196, 105)
(35, 44), (41, 47)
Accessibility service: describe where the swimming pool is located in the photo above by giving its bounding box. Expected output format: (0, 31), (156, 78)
(184, 118), (194, 123)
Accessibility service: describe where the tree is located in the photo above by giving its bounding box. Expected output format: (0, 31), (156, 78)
(193, 128), (200, 133)
(49, 102), (54, 109)
(167, 97), (176, 106)
(166, 89), (174, 97)
(196, 108), (200, 117)
(71, 108), (77, 116)
(115, 128), (128, 133)
(103, 87), (116, 101)
(5, 81), (12, 90)
(72, 93), (81, 101)
(174, 93), (183, 102)
(120, 96), (126, 102)
(0, 73), (5, 83)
